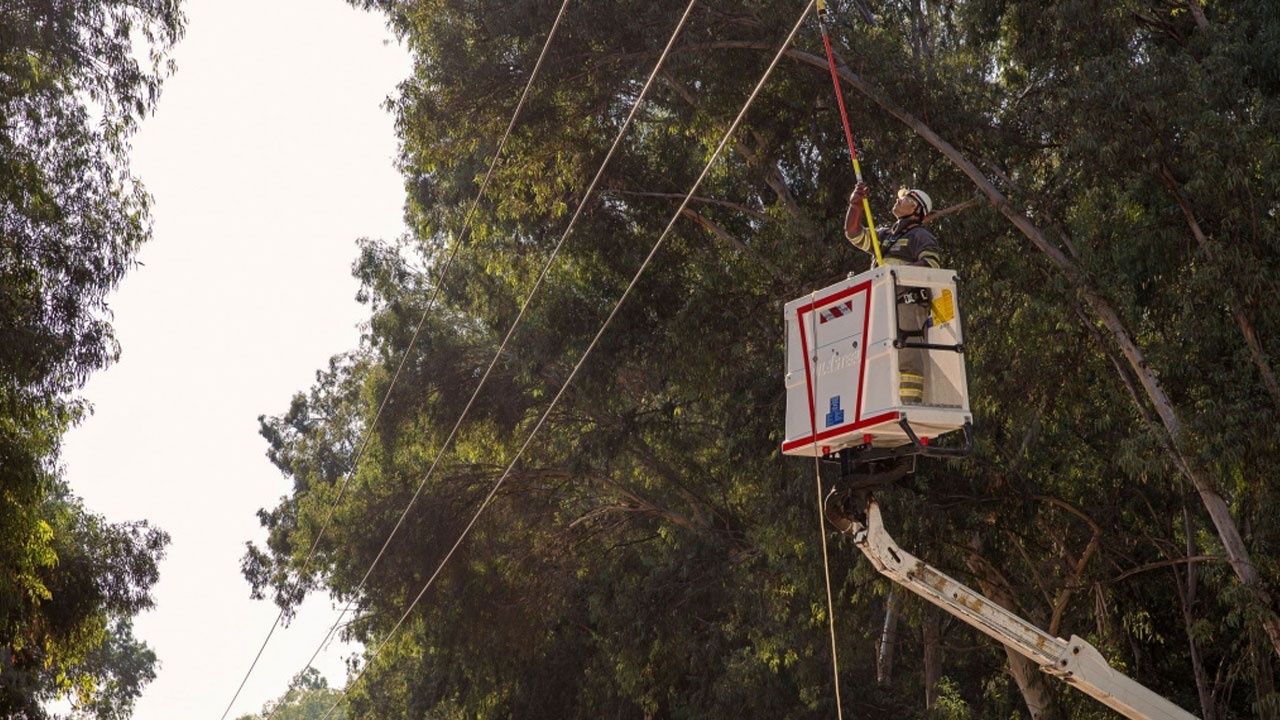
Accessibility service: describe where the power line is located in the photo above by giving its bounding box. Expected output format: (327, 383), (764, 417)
(319, 3), (817, 717)
(809, 298), (846, 719)
(219, 2), (575, 718)
(270, 0), (700, 709)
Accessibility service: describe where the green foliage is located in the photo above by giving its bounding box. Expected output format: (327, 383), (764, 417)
(0, 486), (168, 719)
(236, 668), (347, 720)
(0, 0), (183, 717)
(250, 0), (1279, 717)
(1, 0), (183, 400)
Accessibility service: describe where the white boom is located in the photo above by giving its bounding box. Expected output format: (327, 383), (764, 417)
(845, 500), (1199, 720)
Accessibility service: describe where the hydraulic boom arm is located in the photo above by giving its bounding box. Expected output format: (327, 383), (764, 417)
(845, 500), (1199, 720)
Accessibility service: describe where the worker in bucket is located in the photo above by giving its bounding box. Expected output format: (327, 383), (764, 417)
(843, 182), (940, 268)
(844, 182), (939, 404)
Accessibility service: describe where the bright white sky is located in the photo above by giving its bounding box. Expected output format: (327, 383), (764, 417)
(60, 1), (411, 717)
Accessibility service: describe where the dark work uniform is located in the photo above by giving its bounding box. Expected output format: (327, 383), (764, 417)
(847, 220), (941, 268)
(846, 220), (941, 404)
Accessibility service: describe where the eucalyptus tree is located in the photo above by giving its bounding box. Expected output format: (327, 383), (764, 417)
(235, 669), (348, 720)
(1, 0), (183, 716)
(807, 0), (1280, 715)
(250, 0), (1277, 717)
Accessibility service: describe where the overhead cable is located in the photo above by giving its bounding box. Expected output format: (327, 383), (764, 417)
(219, 2), (575, 718)
(282, 0), (702, 705)
(319, 3), (818, 717)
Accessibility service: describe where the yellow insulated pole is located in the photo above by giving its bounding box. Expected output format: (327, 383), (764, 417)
(815, 0), (883, 266)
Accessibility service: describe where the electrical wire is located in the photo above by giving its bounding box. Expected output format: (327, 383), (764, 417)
(268, 0), (702, 710)
(808, 6), (885, 701)
(815, 466), (845, 720)
(807, 292), (846, 719)
(219, 3), (575, 718)
(318, 3), (818, 717)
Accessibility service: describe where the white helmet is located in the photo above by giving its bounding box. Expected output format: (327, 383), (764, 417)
(897, 187), (933, 215)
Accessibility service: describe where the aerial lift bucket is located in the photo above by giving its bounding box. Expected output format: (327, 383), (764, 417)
(782, 265), (972, 459)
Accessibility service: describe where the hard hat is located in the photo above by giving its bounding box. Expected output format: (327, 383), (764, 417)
(897, 187), (933, 215)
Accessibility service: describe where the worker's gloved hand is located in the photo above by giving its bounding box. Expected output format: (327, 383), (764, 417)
(849, 181), (869, 205)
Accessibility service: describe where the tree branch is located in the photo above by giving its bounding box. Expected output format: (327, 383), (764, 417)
(1154, 162), (1280, 411)
(679, 207), (786, 281)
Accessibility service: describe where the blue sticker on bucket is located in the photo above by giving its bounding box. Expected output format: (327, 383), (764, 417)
(826, 396), (845, 427)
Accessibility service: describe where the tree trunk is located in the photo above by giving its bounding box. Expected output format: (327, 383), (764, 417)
(1256, 626), (1279, 720)
(1175, 505), (1217, 719)
(1006, 651), (1062, 720)
(923, 605), (942, 710)
(965, 537), (1064, 720)
(877, 589), (902, 688)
